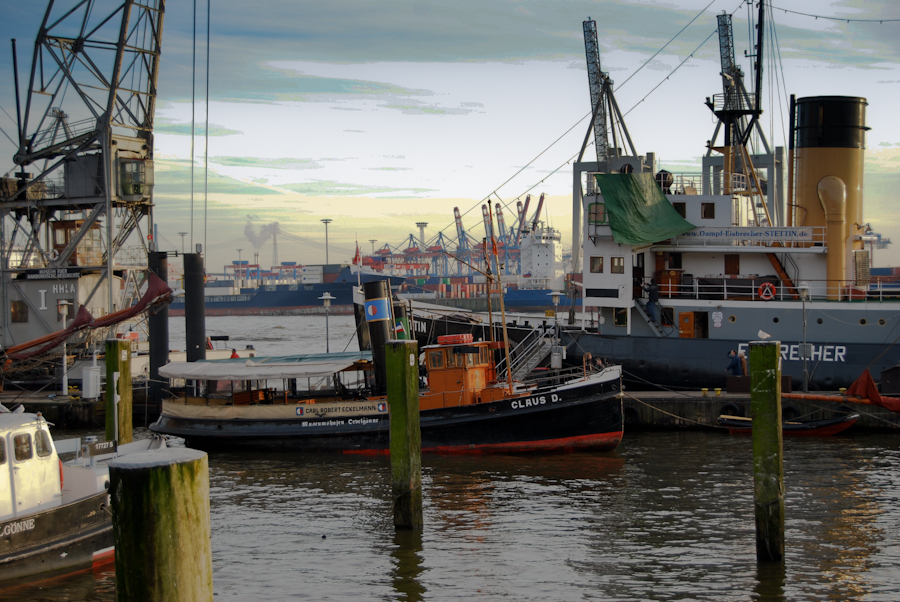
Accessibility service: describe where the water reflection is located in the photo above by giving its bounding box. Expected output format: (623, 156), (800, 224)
(755, 561), (786, 602)
(391, 530), (426, 602)
(8, 432), (900, 600)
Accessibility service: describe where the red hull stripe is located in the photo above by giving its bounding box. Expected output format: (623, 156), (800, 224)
(343, 431), (623, 455)
(92, 546), (115, 569)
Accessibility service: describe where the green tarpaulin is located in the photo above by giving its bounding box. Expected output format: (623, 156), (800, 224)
(594, 173), (695, 245)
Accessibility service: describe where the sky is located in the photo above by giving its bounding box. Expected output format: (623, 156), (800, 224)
(1, 0), (899, 270)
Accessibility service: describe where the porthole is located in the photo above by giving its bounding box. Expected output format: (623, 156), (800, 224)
(817, 318), (823, 324)
(860, 318), (867, 326)
(879, 318), (887, 326)
(728, 315), (736, 323)
(773, 317), (779, 323)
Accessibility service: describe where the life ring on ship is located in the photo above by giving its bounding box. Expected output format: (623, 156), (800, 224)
(758, 282), (776, 301)
(437, 333), (474, 345)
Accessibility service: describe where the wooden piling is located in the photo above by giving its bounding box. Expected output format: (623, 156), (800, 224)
(109, 448), (213, 602)
(386, 339), (423, 530)
(105, 339), (132, 444)
(749, 340), (785, 562)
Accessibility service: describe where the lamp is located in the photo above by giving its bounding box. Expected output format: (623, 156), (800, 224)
(319, 292), (336, 353)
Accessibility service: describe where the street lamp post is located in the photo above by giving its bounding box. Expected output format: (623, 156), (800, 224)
(548, 291), (564, 372)
(799, 281), (810, 392)
(319, 292), (335, 353)
(321, 219), (333, 264)
(178, 232), (188, 253)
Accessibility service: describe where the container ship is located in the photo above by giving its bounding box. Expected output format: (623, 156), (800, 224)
(168, 264), (403, 316)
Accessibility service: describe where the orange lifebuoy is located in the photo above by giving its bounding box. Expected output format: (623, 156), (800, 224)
(437, 333), (474, 345)
(758, 282), (776, 301)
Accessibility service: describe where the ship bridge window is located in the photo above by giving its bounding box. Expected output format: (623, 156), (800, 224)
(10, 300), (28, 324)
(13, 433), (33, 461)
(35, 430), (52, 457)
(428, 350), (444, 370)
(588, 203), (608, 224)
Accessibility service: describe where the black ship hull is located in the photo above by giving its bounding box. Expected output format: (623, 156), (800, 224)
(0, 492), (113, 583)
(152, 375), (623, 454)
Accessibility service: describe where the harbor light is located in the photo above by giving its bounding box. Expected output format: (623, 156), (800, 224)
(548, 291), (564, 355)
(319, 292), (336, 353)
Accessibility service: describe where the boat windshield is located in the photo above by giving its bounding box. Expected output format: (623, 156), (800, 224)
(428, 350), (444, 369)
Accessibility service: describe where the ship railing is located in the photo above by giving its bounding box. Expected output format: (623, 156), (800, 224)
(516, 365), (596, 389)
(585, 170), (753, 197)
(643, 276), (896, 303)
(495, 327), (545, 382)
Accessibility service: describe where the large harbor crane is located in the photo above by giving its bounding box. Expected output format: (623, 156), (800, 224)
(1, 0), (165, 348)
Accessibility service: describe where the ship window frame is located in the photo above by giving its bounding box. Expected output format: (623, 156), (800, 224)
(427, 350), (444, 370)
(10, 300), (28, 323)
(13, 433), (33, 462)
(35, 430), (53, 457)
(701, 203), (715, 219)
(590, 257), (604, 273)
(611, 257), (625, 274)
(672, 202), (686, 218)
(588, 202), (608, 225)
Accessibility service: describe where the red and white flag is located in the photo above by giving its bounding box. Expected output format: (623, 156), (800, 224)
(352, 242), (361, 265)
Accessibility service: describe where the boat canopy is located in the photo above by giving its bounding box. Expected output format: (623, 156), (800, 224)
(159, 351), (373, 381)
(594, 173), (695, 245)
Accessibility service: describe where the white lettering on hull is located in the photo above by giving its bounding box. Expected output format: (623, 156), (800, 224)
(511, 393), (560, 410)
(1, 518), (36, 536)
(738, 343), (847, 362)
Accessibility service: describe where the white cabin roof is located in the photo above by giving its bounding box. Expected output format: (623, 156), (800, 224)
(159, 351), (373, 381)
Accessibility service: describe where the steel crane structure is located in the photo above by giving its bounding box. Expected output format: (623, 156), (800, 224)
(1, 0), (165, 347)
(580, 19), (638, 167)
(570, 18), (652, 321)
(702, 7), (782, 227)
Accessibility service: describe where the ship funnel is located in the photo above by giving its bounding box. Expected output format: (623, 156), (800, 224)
(792, 96), (868, 297)
(792, 96), (867, 234)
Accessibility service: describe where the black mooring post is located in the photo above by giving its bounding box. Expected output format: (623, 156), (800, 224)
(363, 280), (393, 395)
(148, 251), (169, 406)
(184, 253), (206, 363)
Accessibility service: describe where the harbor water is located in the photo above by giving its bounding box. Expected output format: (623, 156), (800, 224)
(4, 316), (900, 600)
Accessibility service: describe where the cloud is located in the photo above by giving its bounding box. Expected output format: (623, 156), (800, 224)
(155, 119), (243, 136)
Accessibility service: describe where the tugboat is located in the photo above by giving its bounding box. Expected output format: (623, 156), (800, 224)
(150, 335), (624, 453)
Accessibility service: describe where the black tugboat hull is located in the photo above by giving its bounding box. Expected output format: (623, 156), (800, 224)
(152, 375), (623, 454)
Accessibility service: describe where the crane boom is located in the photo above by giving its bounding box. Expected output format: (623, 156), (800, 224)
(582, 18), (608, 164)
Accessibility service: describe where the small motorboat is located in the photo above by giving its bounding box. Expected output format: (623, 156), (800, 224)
(717, 413), (859, 437)
(0, 410), (167, 583)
